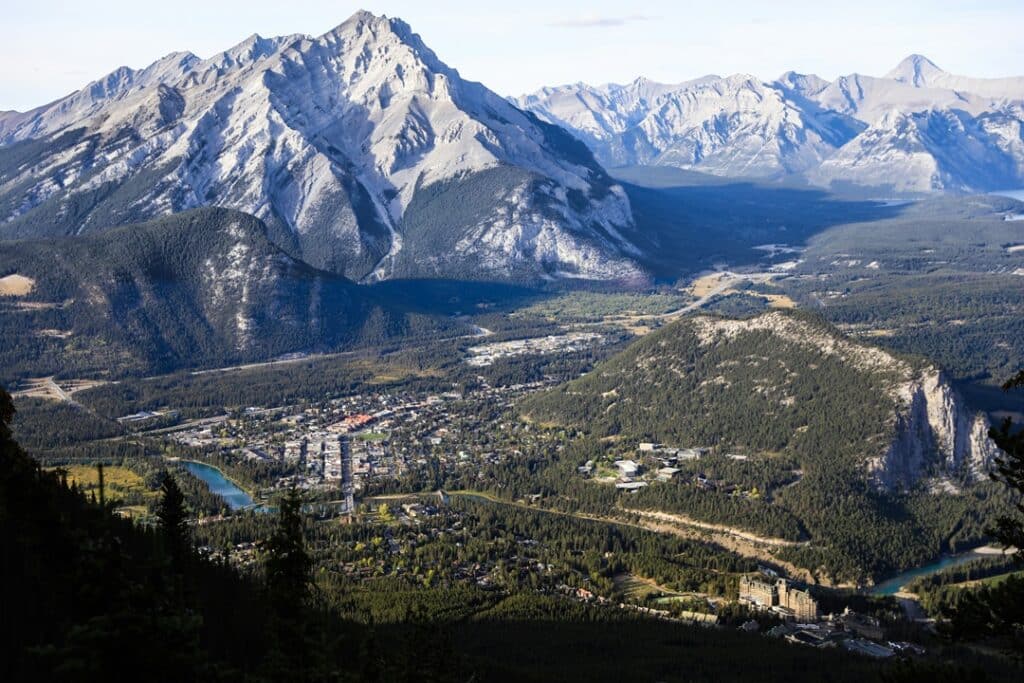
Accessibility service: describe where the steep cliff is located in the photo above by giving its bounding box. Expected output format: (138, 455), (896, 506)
(871, 370), (999, 489)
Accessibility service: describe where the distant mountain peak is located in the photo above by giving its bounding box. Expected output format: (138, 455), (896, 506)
(885, 54), (945, 86)
(326, 9), (412, 40)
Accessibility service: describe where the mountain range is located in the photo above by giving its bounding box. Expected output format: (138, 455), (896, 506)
(3, 14), (1023, 294)
(0, 11), (643, 284)
(516, 55), (1024, 194)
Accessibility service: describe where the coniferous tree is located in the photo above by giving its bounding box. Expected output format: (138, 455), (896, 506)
(264, 487), (312, 609)
(262, 487), (314, 681)
(157, 474), (190, 566)
(987, 371), (1024, 554)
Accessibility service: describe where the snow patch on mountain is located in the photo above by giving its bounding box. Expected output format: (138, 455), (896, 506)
(0, 11), (643, 283)
(515, 74), (854, 177)
(517, 55), (1024, 193)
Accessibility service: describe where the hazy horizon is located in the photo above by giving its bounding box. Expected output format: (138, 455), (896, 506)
(3, 0), (1023, 111)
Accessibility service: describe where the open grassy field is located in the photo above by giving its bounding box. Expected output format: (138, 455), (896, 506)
(614, 573), (688, 601)
(514, 291), (688, 322)
(50, 465), (157, 516)
(356, 431), (389, 442)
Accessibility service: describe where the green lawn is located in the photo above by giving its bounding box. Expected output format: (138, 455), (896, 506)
(356, 431), (389, 442)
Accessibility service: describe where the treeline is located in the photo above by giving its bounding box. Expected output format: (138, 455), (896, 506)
(9, 397), (124, 448)
(823, 274), (1024, 382)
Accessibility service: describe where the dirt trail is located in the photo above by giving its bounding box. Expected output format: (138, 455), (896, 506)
(633, 510), (808, 548)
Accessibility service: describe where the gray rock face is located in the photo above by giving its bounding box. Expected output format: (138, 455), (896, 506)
(0, 12), (644, 284)
(870, 370), (1000, 490)
(688, 313), (998, 490)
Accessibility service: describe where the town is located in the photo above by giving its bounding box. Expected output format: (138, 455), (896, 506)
(152, 377), (936, 663)
(163, 379), (554, 510)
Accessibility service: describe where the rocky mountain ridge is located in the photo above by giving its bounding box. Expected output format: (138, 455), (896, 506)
(517, 55), (1024, 193)
(0, 11), (643, 284)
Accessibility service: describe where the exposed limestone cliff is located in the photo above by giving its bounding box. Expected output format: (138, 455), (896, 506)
(690, 312), (997, 490)
(870, 369), (999, 490)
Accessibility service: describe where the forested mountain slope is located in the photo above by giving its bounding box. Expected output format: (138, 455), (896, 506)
(0, 208), (465, 380)
(521, 311), (1009, 580)
(524, 311), (995, 486)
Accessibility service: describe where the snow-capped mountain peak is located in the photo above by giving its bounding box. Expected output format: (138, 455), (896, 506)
(517, 56), (1024, 193)
(885, 54), (946, 87)
(0, 11), (645, 285)
(515, 72), (860, 177)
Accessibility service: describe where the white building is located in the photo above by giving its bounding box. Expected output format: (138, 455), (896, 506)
(614, 459), (640, 479)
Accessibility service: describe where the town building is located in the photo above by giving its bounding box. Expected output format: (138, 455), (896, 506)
(656, 467), (681, 481)
(841, 609), (884, 640)
(739, 575), (819, 622)
(614, 459), (640, 480)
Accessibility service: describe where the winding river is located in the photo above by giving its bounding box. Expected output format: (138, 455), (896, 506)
(870, 549), (993, 596)
(182, 461), (258, 511)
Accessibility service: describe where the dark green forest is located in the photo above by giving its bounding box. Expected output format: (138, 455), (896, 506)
(0, 208), (469, 382)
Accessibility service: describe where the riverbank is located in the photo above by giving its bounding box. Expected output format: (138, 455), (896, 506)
(869, 546), (1015, 596)
(172, 459), (259, 511)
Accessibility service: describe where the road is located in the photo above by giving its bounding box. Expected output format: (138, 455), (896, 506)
(12, 376), (76, 404)
(662, 270), (781, 319)
(893, 594), (928, 621)
(633, 510), (808, 547)
(140, 414), (231, 436)
(187, 324), (493, 377)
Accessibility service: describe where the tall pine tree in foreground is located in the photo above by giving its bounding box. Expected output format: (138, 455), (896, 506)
(989, 371), (1024, 554)
(262, 488), (315, 681)
(157, 474), (190, 566)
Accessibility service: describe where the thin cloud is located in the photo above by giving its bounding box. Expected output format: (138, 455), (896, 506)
(548, 14), (655, 28)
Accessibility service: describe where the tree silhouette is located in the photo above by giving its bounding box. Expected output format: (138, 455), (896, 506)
(157, 474), (190, 565)
(947, 371), (1024, 650)
(987, 370), (1024, 554)
(264, 488), (312, 609)
(262, 488), (314, 681)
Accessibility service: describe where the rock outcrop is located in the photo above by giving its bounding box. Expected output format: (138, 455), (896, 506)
(870, 370), (998, 490)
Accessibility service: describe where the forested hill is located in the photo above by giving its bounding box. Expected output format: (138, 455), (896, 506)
(520, 311), (1009, 580)
(0, 208), (466, 380)
(521, 310), (995, 479)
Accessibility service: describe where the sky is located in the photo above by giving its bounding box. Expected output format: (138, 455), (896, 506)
(3, 0), (1023, 111)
